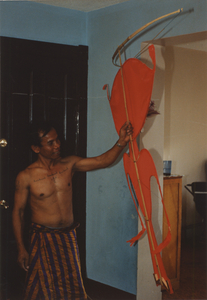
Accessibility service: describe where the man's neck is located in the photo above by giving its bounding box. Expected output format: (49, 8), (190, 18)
(36, 155), (59, 170)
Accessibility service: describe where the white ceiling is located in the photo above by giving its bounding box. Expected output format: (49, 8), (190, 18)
(3, 0), (130, 12)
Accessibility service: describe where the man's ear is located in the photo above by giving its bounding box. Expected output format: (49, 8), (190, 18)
(31, 145), (40, 154)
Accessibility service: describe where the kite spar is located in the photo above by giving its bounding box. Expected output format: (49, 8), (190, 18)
(103, 9), (183, 294)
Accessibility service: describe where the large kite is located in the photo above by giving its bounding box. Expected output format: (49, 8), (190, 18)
(103, 9), (183, 294)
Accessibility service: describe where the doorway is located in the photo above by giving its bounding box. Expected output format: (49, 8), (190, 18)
(0, 37), (88, 299)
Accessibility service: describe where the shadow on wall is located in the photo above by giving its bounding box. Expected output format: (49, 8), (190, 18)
(149, 148), (164, 246)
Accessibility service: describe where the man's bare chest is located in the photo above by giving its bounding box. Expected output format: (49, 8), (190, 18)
(29, 165), (72, 199)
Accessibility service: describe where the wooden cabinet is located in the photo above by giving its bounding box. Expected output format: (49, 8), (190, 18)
(162, 176), (182, 290)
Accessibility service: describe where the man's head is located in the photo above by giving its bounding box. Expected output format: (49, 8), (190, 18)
(29, 121), (61, 159)
(29, 121), (54, 148)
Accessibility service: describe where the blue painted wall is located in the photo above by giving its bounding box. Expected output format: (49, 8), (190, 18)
(0, 0), (207, 296)
(0, 1), (86, 45)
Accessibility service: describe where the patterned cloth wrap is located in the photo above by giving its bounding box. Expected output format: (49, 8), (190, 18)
(24, 222), (87, 300)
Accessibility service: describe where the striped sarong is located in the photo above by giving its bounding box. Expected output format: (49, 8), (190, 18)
(24, 222), (87, 300)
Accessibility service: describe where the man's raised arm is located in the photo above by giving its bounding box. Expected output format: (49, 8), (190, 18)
(12, 171), (30, 271)
(72, 121), (133, 172)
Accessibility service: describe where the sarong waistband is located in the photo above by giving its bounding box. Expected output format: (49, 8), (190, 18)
(30, 222), (80, 234)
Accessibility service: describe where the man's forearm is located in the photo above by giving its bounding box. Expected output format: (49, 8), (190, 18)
(12, 209), (26, 251)
(96, 139), (127, 168)
(73, 122), (132, 172)
(13, 209), (29, 271)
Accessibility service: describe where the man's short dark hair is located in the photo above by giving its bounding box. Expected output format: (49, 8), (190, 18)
(29, 121), (54, 147)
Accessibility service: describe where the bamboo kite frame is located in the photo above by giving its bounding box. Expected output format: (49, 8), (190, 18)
(115, 9), (185, 290)
(112, 8), (183, 66)
(118, 50), (167, 288)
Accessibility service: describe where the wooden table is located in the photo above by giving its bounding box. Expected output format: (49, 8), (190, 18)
(162, 176), (182, 290)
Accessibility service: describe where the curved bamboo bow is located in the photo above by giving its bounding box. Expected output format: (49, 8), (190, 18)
(112, 8), (183, 66)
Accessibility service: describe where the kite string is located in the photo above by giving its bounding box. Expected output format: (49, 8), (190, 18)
(112, 8), (183, 67)
(134, 12), (181, 59)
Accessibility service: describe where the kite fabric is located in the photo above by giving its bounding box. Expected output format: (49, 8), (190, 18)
(124, 144), (171, 251)
(24, 222), (87, 300)
(104, 44), (156, 139)
(123, 145), (172, 292)
(104, 44), (173, 293)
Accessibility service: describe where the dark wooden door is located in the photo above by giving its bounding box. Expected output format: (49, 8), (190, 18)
(0, 37), (88, 299)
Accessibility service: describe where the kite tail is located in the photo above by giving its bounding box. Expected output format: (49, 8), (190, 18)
(103, 84), (111, 101)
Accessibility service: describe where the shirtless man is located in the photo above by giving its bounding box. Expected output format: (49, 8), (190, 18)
(12, 120), (132, 300)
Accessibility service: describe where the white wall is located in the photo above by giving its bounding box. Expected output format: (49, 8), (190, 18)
(163, 44), (207, 226)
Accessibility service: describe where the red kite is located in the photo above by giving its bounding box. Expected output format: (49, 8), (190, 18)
(103, 10), (184, 292)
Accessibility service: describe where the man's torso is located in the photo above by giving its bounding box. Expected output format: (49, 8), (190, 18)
(27, 157), (75, 228)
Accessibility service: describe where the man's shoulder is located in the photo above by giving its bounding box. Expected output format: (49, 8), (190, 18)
(17, 162), (39, 181)
(60, 155), (83, 165)
(59, 155), (84, 174)
(15, 167), (32, 189)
